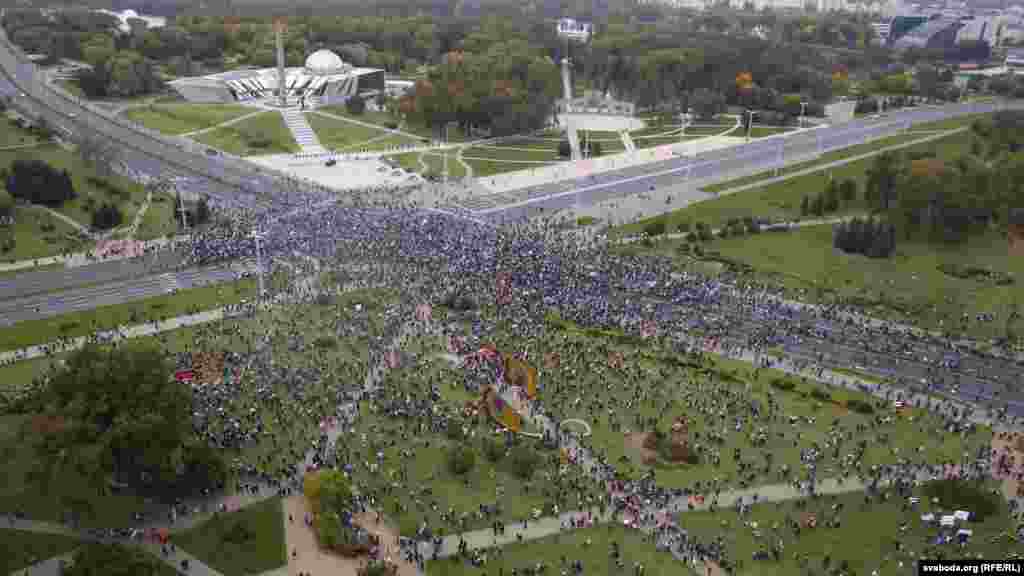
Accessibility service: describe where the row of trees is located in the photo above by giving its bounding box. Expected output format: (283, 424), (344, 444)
(801, 178), (858, 217)
(832, 216), (897, 258)
(3, 159), (76, 206)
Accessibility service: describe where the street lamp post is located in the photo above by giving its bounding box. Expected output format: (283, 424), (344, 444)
(799, 102), (808, 129)
(745, 109), (756, 142)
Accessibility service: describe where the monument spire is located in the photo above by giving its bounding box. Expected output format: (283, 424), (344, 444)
(274, 17), (287, 107)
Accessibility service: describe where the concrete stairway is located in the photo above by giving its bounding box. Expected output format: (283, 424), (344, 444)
(281, 108), (325, 154)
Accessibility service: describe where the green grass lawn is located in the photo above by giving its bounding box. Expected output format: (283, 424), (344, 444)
(422, 151), (468, 179)
(0, 205), (89, 263)
(487, 318), (990, 487)
(192, 111), (299, 156)
(0, 116), (41, 147)
(428, 524), (681, 576)
(305, 112), (421, 152)
(123, 103), (253, 135)
(614, 128), (972, 235)
(134, 193), (179, 240)
(0, 143), (149, 232)
(174, 498), (286, 576)
(462, 145), (561, 162)
(0, 279), (257, 352)
(0, 529), (82, 573)
(462, 156), (557, 177)
(701, 132), (934, 194)
(343, 349), (601, 537)
(696, 225), (1024, 341)
(678, 486), (1018, 576)
(316, 106), (453, 141)
(748, 125), (795, 138)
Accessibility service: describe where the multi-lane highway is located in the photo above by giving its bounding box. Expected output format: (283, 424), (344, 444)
(0, 262), (255, 326)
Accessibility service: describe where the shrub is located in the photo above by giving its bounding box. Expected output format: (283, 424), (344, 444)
(921, 479), (1001, 521)
(250, 138), (271, 149)
(445, 419), (466, 441)
(846, 398), (875, 414)
(698, 226), (713, 242)
(446, 445), (476, 475)
(685, 231), (697, 243)
(91, 203), (123, 230)
(5, 159), (76, 206)
(676, 220), (692, 233)
(576, 216), (596, 227)
(222, 520), (255, 544)
(482, 437), (505, 462)
(314, 336), (337, 349)
(810, 388), (833, 402)
(643, 220), (666, 237)
(677, 243), (691, 254)
(770, 378), (796, 391)
(509, 445), (541, 479)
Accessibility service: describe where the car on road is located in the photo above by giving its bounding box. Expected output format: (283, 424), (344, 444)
(325, 159), (337, 167)
(205, 148), (219, 156)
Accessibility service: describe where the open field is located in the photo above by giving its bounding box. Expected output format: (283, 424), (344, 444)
(0, 143), (150, 232)
(748, 125), (795, 138)
(0, 278), (257, 352)
(175, 497), (287, 576)
(122, 103), (253, 135)
(428, 524), (680, 576)
(679, 485), (1018, 576)
(692, 226), (1024, 341)
(305, 112), (420, 152)
(383, 151), (468, 179)
(461, 156), (558, 177)
(316, 106), (454, 142)
(614, 127), (971, 234)
(341, 348), (601, 537)
(0, 205), (88, 263)
(0, 529), (82, 573)
(192, 111), (299, 156)
(134, 193), (179, 240)
(484, 316), (990, 486)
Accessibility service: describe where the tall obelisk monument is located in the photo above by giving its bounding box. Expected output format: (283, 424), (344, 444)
(274, 17), (287, 107)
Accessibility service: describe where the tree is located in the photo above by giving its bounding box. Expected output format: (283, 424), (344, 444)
(5, 159), (76, 206)
(810, 193), (824, 216)
(319, 469), (354, 515)
(77, 134), (123, 180)
(446, 444), (476, 475)
(690, 88), (725, 121)
(824, 179), (840, 213)
(194, 197), (211, 226)
(0, 189), (13, 219)
(91, 203), (123, 230)
(33, 343), (204, 497)
(865, 152), (900, 212)
(557, 140), (571, 158)
(800, 195), (810, 216)
(66, 543), (168, 576)
(345, 96), (367, 116)
(839, 178), (857, 205)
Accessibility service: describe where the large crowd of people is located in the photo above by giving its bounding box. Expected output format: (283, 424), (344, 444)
(5, 175), (1024, 574)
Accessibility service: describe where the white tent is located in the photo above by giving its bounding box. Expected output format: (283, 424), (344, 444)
(940, 515), (956, 527)
(953, 510), (971, 521)
(921, 513), (936, 522)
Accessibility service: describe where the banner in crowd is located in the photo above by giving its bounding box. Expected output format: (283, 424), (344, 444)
(415, 303), (432, 322)
(92, 239), (145, 260)
(193, 351), (226, 385)
(504, 354), (538, 399)
(500, 405), (521, 432)
(174, 369), (195, 382)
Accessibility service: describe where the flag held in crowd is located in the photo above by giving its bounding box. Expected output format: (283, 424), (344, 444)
(415, 303), (432, 322)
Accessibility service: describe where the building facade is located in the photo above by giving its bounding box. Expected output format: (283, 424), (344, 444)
(170, 49), (385, 106)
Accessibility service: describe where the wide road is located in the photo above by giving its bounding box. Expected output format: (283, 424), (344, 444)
(0, 249), (188, 299)
(469, 101), (1024, 221)
(0, 262), (255, 326)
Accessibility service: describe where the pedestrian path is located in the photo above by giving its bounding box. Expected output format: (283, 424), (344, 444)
(281, 108), (326, 155)
(180, 109), (267, 138)
(8, 550), (77, 576)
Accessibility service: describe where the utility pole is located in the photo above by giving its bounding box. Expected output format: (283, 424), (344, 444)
(799, 102), (808, 129)
(745, 109), (755, 142)
(177, 191), (189, 233)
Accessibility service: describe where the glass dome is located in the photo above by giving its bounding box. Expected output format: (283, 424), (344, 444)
(304, 49), (349, 76)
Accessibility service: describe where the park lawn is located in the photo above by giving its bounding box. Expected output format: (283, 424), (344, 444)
(193, 111), (299, 156)
(345, 400), (588, 538)
(0, 414), (153, 528)
(614, 127), (972, 235)
(749, 126), (795, 138)
(0, 279), (257, 352)
(174, 498), (287, 576)
(462, 156), (556, 177)
(134, 193), (179, 240)
(428, 524), (681, 576)
(305, 112), (413, 152)
(316, 106), (449, 141)
(678, 486), (1018, 576)
(420, 151), (467, 179)
(701, 132), (938, 193)
(491, 319), (989, 486)
(462, 145), (560, 162)
(0, 353), (67, 396)
(578, 130), (622, 142)
(0, 529), (83, 573)
(0, 205), (89, 263)
(55, 79), (86, 99)
(699, 225), (1024, 341)
(0, 116), (41, 147)
(0, 144), (149, 231)
(123, 103), (253, 135)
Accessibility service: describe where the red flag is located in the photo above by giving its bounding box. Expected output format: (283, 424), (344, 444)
(174, 369), (194, 382)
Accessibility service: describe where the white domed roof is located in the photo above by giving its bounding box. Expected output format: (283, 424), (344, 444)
(305, 50), (348, 76)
